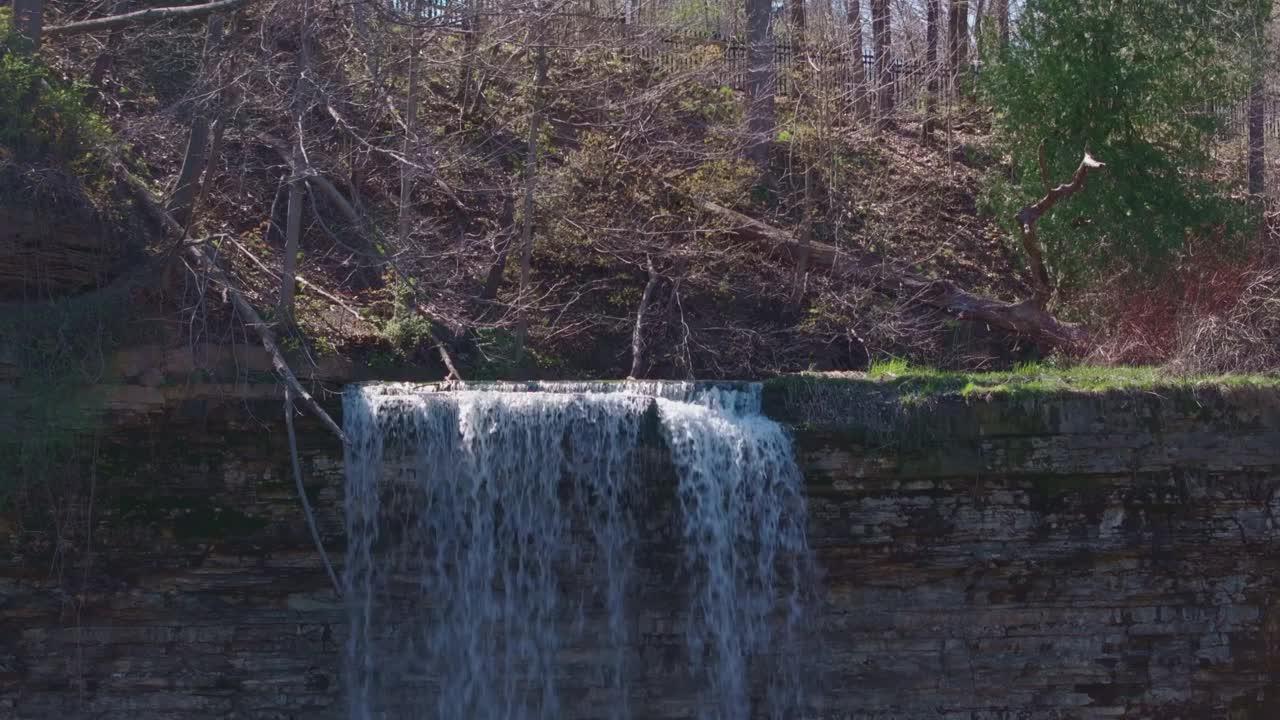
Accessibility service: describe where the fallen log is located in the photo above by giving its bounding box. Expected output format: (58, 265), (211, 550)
(683, 191), (1088, 351)
(44, 0), (254, 38)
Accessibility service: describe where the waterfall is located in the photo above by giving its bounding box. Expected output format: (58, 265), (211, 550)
(343, 381), (816, 720)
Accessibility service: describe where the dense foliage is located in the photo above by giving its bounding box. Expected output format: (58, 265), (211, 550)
(982, 0), (1269, 290)
(0, 10), (112, 175)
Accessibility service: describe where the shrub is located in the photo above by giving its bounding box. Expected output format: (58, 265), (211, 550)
(1, 10), (113, 175)
(981, 0), (1264, 292)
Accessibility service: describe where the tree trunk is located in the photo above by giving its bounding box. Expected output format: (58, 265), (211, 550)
(789, 0), (806, 59)
(167, 15), (225, 231)
(792, 163), (815, 301)
(629, 255), (658, 379)
(924, 0), (940, 140)
(279, 0), (312, 324)
(745, 0), (775, 182)
(678, 189), (1088, 351)
(1249, 76), (1266, 206)
(12, 0), (43, 48)
(789, 0), (807, 96)
(949, 0), (969, 96)
(997, 0), (1009, 46)
(871, 0), (893, 122)
(481, 189), (517, 302)
(847, 0), (868, 119)
(456, 0), (480, 122)
(399, 13), (421, 250)
(1016, 151), (1106, 306)
(87, 0), (129, 98)
(972, 0), (985, 52)
(513, 30), (550, 364)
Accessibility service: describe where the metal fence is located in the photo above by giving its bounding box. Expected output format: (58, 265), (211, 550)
(1209, 99), (1280, 140)
(633, 33), (965, 117)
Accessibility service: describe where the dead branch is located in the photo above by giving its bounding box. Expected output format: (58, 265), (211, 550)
(223, 234), (363, 321)
(44, 0), (254, 38)
(326, 103), (468, 213)
(117, 164), (348, 444)
(284, 387), (342, 597)
(681, 189), (1088, 351)
(1016, 149), (1105, 305)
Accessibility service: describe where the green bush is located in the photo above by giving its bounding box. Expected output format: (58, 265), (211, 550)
(1, 10), (113, 175)
(379, 281), (432, 357)
(981, 0), (1266, 291)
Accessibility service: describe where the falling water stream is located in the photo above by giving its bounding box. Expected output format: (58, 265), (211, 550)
(343, 381), (816, 719)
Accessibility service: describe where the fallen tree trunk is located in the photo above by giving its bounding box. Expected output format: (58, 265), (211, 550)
(44, 0), (252, 38)
(684, 192), (1088, 351)
(117, 164), (348, 444)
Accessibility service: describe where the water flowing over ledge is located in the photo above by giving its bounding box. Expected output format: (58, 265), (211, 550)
(342, 381), (817, 720)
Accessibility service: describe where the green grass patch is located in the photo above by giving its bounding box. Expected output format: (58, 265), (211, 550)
(787, 360), (1280, 407)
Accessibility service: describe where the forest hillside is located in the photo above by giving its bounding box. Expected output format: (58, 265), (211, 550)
(2, 0), (1278, 389)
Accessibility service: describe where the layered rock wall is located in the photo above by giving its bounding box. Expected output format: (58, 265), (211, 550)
(3, 379), (1280, 718)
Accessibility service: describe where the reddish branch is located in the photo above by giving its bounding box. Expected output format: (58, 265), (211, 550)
(1016, 149), (1105, 305)
(44, 0), (254, 38)
(683, 191), (1088, 351)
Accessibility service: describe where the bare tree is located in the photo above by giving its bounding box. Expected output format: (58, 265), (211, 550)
(790, 0), (806, 58)
(1016, 148), (1106, 306)
(43, 0), (251, 39)
(1247, 4), (1268, 210)
(629, 255), (658, 378)
(1248, 77), (1266, 205)
(871, 0), (893, 122)
(399, 2), (423, 252)
(168, 15), (225, 231)
(513, 10), (551, 363)
(847, 0), (869, 119)
(279, 0), (313, 324)
(746, 0), (775, 183)
(949, 0), (969, 96)
(924, 0), (940, 140)
(973, 0), (985, 51)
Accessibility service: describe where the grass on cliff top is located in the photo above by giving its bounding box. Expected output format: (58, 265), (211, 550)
(786, 359), (1280, 405)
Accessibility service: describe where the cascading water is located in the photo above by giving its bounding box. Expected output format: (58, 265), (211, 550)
(343, 381), (816, 719)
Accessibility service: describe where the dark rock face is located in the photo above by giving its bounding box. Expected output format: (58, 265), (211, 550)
(3, 383), (1280, 719)
(0, 162), (138, 302)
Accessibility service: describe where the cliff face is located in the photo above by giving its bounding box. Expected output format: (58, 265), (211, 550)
(3, 376), (1280, 719)
(0, 162), (143, 303)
